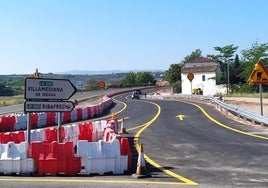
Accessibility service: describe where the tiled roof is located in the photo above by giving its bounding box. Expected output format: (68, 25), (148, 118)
(181, 65), (218, 73)
(187, 57), (216, 63)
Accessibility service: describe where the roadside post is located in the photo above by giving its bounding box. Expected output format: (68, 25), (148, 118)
(24, 78), (77, 143)
(98, 81), (106, 100)
(187, 73), (194, 94)
(247, 60), (268, 116)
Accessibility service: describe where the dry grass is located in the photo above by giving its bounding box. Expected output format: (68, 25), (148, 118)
(0, 95), (24, 107)
(225, 93), (268, 98)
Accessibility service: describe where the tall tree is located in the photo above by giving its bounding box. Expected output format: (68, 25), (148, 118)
(165, 63), (182, 84)
(123, 72), (137, 86)
(240, 42), (268, 83)
(135, 72), (155, 86)
(229, 54), (243, 85)
(182, 49), (202, 63)
(208, 44), (238, 86)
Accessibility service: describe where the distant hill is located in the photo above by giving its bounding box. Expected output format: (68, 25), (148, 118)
(56, 69), (164, 75)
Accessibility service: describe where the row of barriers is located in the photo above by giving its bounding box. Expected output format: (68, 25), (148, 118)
(0, 96), (112, 132)
(0, 118), (132, 175)
(0, 89), (151, 176)
(0, 119), (119, 144)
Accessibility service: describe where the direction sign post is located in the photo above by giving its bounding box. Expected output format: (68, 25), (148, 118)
(24, 78), (77, 144)
(57, 112), (62, 143)
(24, 101), (75, 112)
(25, 78), (77, 100)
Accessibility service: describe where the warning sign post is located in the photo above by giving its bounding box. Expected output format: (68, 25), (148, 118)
(247, 60), (268, 116)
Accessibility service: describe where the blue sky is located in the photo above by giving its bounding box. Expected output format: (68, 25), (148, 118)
(0, 0), (267, 74)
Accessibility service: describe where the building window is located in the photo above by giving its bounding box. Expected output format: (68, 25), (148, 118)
(202, 75), (205, 81)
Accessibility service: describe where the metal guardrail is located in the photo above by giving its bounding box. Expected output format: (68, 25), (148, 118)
(147, 93), (268, 126)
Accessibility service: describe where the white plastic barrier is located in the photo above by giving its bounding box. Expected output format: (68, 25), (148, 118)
(92, 120), (107, 142)
(76, 139), (127, 175)
(71, 109), (77, 122)
(103, 127), (118, 142)
(0, 142), (34, 174)
(63, 124), (79, 145)
(30, 129), (46, 142)
(106, 119), (119, 134)
(37, 113), (47, 128)
(15, 114), (27, 130)
(82, 107), (88, 120)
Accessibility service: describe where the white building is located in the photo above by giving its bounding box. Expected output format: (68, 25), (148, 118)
(181, 57), (224, 96)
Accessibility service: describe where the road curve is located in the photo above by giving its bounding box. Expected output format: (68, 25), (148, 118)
(115, 93), (268, 187)
(0, 90), (267, 188)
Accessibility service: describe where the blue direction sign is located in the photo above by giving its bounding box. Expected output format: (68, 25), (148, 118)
(24, 101), (75, 112)
(25, 78), (77, 100)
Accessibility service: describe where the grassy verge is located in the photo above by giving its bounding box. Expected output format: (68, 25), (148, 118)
(0, 95), (24, 107)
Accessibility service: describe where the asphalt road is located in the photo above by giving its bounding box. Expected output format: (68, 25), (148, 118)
(0, 90), (268, 188)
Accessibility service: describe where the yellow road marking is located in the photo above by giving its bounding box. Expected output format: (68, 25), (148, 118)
(132, 100), (198, 185)
(0, 177), (188, 185)
(176, 114), (185, 121)
(186, 102), (268, 140)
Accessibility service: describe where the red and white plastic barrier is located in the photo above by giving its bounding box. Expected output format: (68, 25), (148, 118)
(0, 96), (113, 133)
(0, 117), (132, 176)
(0, 142), (34, 175)
(76, 139), (128, 175)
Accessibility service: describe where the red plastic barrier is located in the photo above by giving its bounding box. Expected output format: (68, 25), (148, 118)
(86, 107), (92, 118)
(46, 112), (56, 126)
(63, 112), (71, 124)
(29, 141), (46, 172)
(78, 122), (93, 141)
(44, 127), (65, 143)
(119, 137), (132, 169)
(11, 131), (25, 143)
(45, 128), (57, 143)
(31, 113), (38, 129)
(0, 115), (16, 132)
(0, 132), (12, 143)
(30, 141), (81, 176)
(93, 106), (99, 117)
(50, 141), (81, 175)
(0, 117), (3, 132)
(30, 142), (44, 159)
(76, 108), (82, 121)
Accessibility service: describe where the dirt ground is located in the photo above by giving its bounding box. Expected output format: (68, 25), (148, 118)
(223, 97), (268, 117)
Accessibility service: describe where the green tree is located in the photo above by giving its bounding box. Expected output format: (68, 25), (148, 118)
(182, 49), (202, 63)
(0, 80), (14, 96)
(240, 42), (268, 82)
(230, 54), (243, 84)
(165, 49), (203, 85)
(135, 72), (155, 86)
(84, 79), (98, 91)
(165, 63), (182, 84)
(122, 72), (137, 87)
(208, 44), (238, 87)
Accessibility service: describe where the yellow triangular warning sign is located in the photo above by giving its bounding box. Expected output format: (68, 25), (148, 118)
(248, 60), (268, 85)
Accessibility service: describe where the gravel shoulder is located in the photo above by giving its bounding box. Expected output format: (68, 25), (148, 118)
(223, 97), (268, 117)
